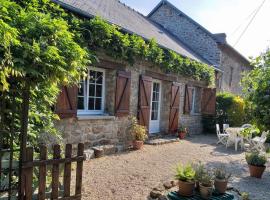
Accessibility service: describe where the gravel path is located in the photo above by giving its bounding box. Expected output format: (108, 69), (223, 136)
(80, 135), (270, 200)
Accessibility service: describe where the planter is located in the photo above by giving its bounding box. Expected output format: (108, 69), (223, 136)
(199, 183), (213, 200)
(178, 180), (195, 197)
(178, 132), (186, 139)
(214, 179), (228, 194)
(248, 164), (266, 178)
(133, 140), (144, 150)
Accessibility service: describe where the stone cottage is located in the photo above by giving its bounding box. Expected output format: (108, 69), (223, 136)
(52, 0), (248, 148)
(148, 0), (251, 95)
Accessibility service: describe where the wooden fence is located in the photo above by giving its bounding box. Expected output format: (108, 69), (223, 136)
(20, 143), (85, 200)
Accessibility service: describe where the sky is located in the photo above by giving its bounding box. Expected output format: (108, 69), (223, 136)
(120, 0), (270, 59)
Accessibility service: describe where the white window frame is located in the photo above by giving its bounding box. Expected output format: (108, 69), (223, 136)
(77, 67), (105, 115)
(190, 87), (201, 115)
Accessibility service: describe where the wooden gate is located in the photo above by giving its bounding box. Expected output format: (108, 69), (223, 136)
(20, 143), (84, 200)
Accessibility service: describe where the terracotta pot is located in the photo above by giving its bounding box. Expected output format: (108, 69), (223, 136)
(178, 180), (195, 197)
(248, 164), (266, 178)
(133, 140), (144, 150)
(199, 183), (213, 200)
(214, 179), (228, 194)
(178, 132), (186, 139)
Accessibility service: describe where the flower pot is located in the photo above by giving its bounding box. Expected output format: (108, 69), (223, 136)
(199, 183), (213, 200)
(214, 179), (228, 194)
(133, 140), (144, 150)
(178, 180), (195, 197)
(248, 164), (266, 178)
(178, 132), (186, 139)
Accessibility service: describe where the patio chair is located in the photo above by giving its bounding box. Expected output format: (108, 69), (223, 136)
(216, 124), (229, 145)
(241, 124), (252, 128)
(226, 131), (243, 151)
(223, 124), (229, 133)
(251, 131), (269, 152)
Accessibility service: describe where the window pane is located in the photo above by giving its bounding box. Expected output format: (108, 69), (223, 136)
(95, 98), (102, 110)
(96, 85), (102, 97)
(89, 84), (95, 97)
(96, 72), (103, 84)
(77, 97), (84, 110)
(89, 70), (96, 83)
(88, 97), (95, 110)
(194, 88), (201, 113)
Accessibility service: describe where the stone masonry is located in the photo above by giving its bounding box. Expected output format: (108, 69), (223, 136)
(55, 54), (206, 149)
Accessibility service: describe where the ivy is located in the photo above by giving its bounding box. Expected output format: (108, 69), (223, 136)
(82, 17), (215, 85)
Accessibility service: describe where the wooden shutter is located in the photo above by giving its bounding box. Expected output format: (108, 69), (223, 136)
(138, 75), (152, 129)
(115, 71), (131, 117)
(55, 85), (78, 119)
(183, 85), (193, 114)
(169, 83), (181, 133)
(201, 88), (216, 115)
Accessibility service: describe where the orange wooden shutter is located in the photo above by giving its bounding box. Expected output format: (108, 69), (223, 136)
(55, 85), (78, 119)
(201, 88), (216, 115)
(138, 75), (152, 130)
(115, 71), (131, 117)
(169, 83), (181, 133)
(183, 85), (193, 114)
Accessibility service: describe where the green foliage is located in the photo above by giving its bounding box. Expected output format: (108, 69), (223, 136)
(129, 116), (148, 141)
(216, 92), (246, 127)
(245, 152), (267, 166)
(214, 165), (231, 180)
(242, 49), (270, 131)
(81, 17), (215, 84)
(200, 170), (213, 187)
(240, 125), (260, 138)
(193, 162), (206, 182)
(175, 163), (195, 182)
(0, 0), (90, 146)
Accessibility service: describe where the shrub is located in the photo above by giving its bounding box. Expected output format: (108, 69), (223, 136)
(245, 152), (267, 167)
(201, 115), (216, 134)
(175, 163), (195, 182)
(216, 92), (246, 127)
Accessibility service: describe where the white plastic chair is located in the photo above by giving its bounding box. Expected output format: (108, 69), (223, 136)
(226, 131), (243, 151)
(223, 124), (229, 133)
(216, 124), (229, 145)
(251, 131), (269, 151)
(241, 124), (252, 128)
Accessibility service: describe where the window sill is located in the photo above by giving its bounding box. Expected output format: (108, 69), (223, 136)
(77, 114), (115, 120)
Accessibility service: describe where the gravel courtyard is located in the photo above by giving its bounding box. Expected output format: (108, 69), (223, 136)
(80, 135), (270, 200)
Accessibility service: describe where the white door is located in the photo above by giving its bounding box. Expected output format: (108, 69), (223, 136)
(149, 80), (161, 134)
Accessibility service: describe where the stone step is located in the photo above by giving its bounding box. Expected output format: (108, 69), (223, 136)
(145, 136), (180, 145)
(84, 144), (124, 160)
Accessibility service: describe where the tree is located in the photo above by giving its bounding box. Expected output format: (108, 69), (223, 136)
(242, 49), (270, 130)
(0, 0), (90, 146)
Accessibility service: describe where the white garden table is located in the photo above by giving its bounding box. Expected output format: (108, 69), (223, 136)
(225, 127), (244, 151)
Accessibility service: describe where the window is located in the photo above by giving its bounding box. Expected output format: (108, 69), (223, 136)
(191, 87), (201, 114)
(229, 67), (233, 87)
(77, 68), (105, 115)
(151, 82), (161, 121)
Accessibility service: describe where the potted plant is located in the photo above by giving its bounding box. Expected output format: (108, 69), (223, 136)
(193, 162), (205, 191)
(177, 126), (187, 139)
(199, 170), (213, 200)
(214, 165), (231, 194)
(175, 163), (195, 197)
(129, 117), (148, 150)
(245, 151), (267, 178)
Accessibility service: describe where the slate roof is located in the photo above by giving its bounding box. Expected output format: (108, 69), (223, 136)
(52, 0), (209, 64)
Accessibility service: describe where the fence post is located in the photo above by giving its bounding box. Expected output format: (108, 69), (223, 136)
(25, 147), (33, 200)
(75, 143), (84, 199)
(38, 145), (47, 200)
(51, 144), (61, 199)
(63, 144), (72, 197)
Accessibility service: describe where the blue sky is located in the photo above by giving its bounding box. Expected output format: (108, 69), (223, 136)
(120, 0), (270, 58)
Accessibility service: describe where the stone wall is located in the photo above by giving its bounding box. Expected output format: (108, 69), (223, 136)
(219, 46), (251, 95)
(55, 55), (207, 149)
(149, 3), (221, 66)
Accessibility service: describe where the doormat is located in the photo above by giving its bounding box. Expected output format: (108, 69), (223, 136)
(168, 191), (235, 200)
